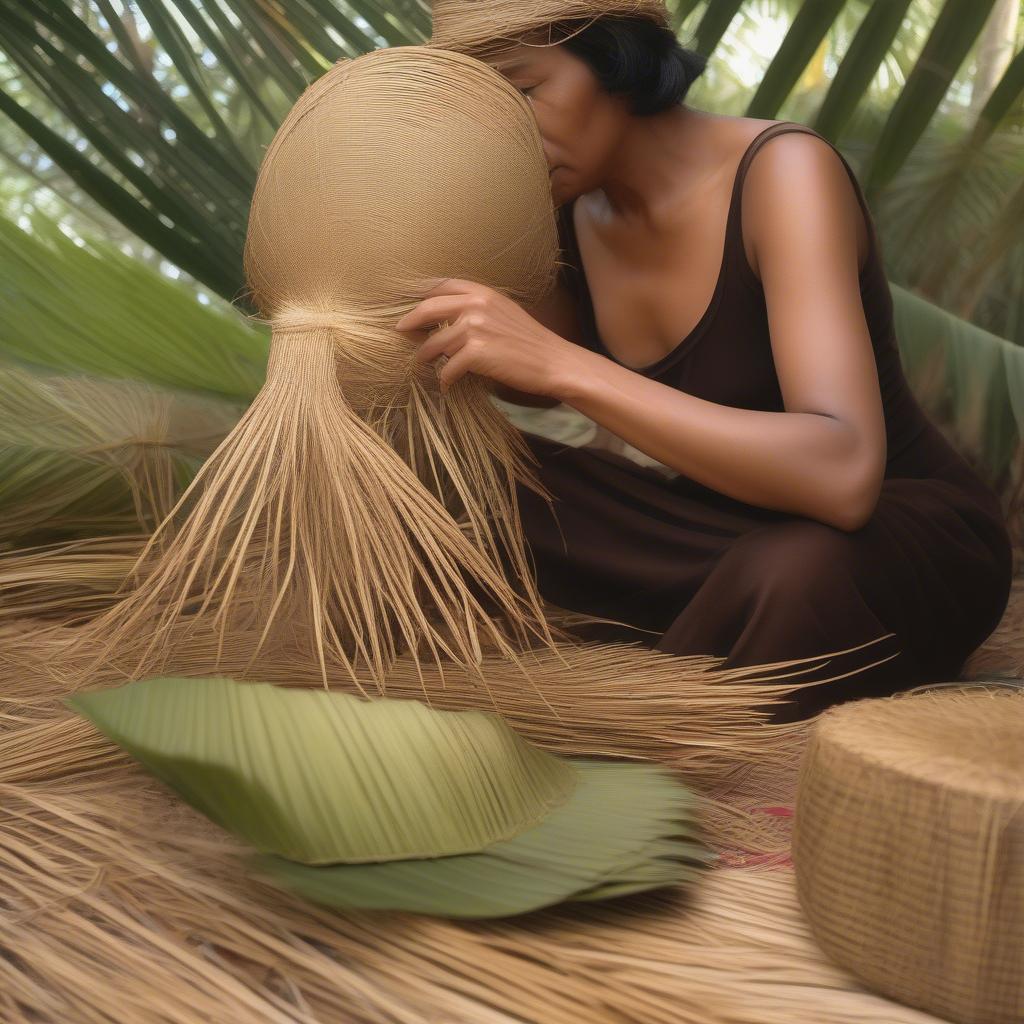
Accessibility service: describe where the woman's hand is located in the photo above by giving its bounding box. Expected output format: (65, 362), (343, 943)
(395, 278), (584, 400)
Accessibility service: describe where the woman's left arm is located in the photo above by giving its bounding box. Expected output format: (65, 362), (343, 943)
(559, 134), (888, 533)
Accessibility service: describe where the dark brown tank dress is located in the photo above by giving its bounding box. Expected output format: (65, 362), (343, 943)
(511, 121), (1014, 724)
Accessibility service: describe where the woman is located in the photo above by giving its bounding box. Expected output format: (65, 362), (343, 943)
(399, 10), (1014, 722)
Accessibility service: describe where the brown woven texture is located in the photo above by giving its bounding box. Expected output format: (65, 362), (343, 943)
(429, 0), (671, 57)
(793, 684), (1024, 1024)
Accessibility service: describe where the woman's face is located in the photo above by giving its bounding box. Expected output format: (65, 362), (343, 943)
(488, 41), (630, 206)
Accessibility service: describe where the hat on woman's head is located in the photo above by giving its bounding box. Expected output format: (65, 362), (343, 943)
(428, 0), (672, 57)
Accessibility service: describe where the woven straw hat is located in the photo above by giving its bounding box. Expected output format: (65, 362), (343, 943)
(793, 684), (1024, 1024)
(429, 1), (672, 57)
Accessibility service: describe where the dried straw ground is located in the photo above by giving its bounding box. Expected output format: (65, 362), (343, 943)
(2, 574), (1021, 1023)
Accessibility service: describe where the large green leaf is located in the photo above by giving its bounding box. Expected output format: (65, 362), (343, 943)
(255, 759), (709, 918)
(67, 675), (710, 918)
(892, 283), (1024, 497)
(0, 213), (267, 401)
(0, 208), (262, 546)
(67, 675), (579, 865)
(953, 176), (1024, 325)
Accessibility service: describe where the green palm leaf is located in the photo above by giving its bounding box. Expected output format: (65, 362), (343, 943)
(0, 213), (266, 400)
(255, 760), (708, 918)
(0, 0), (254, 296)
(862, 0), (1001, 197)
(67, 675), (709, 918)
(973, 46), (1024, 143)
(746, 0), (847, 119)
(892, 282), (1024, 498)
(5, 1), (1020, 334)
(812, 0), (914, 141)
(691, 0), (744, 56)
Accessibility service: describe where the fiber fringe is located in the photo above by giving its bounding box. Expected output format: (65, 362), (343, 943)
(0, 613), (900, 858)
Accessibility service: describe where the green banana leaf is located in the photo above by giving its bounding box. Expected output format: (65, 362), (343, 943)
(892, 282), (1024, 499)
(67, 675), (710, 918)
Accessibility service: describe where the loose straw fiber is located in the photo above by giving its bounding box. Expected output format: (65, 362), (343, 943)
(0, 701), (951, 1024)
(793, 684), (1024, 1024)
(429, 0), (671, 57)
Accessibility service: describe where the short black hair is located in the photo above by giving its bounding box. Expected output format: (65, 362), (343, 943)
(542, 16), (707, 116)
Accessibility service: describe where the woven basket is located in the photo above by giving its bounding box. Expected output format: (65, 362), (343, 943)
(792, 684), (1024, 1024)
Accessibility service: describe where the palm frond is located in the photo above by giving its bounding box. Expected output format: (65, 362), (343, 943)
(691, 0), (744, 56)
(0, 212), (266, 399)
(745, 0), (846, 118)
(862, 0), (1001, 197)
(892, 282), (1024, 550)
(811, 0), (914, 141)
